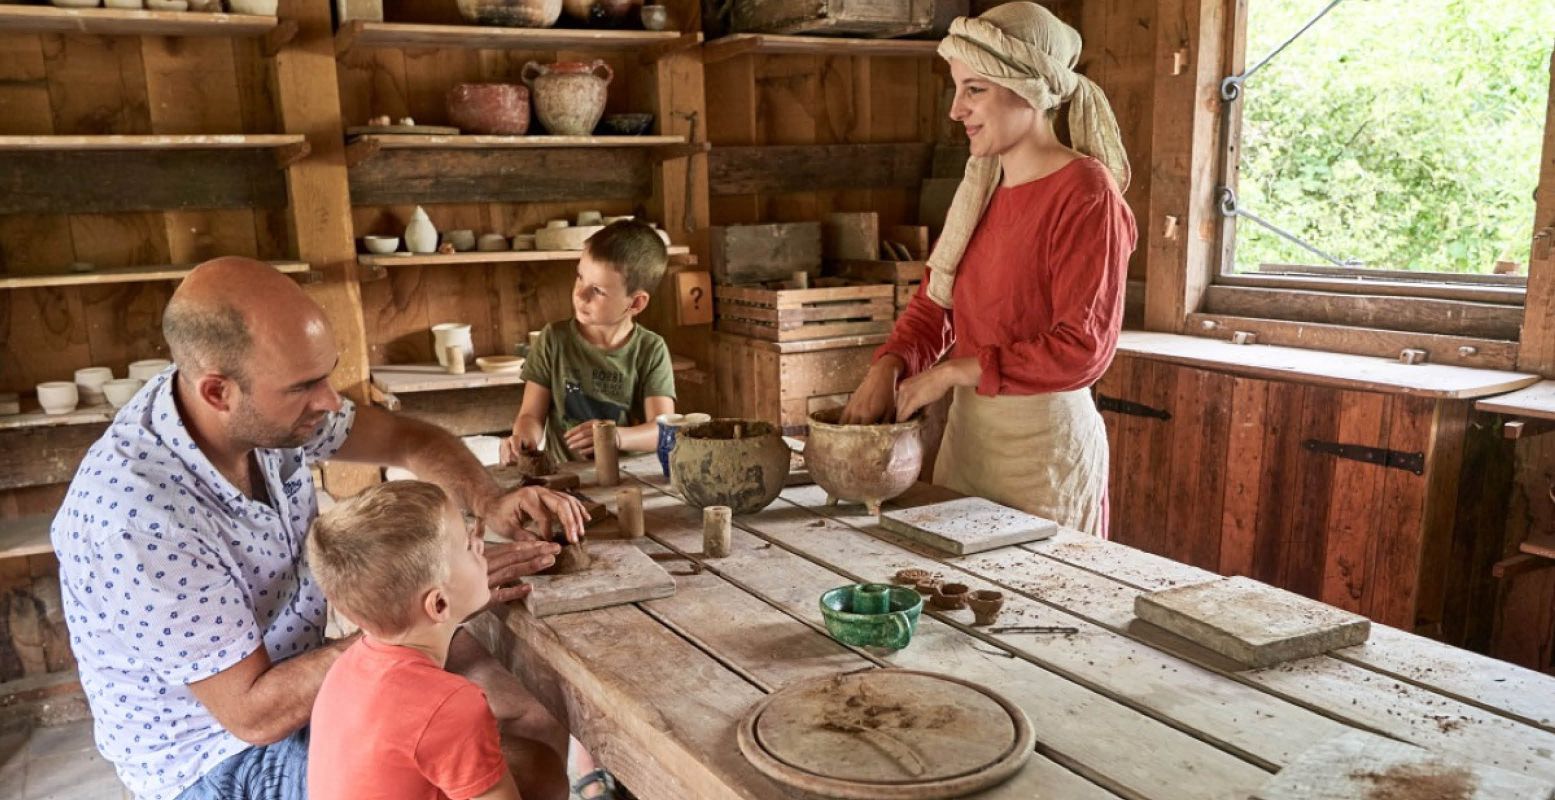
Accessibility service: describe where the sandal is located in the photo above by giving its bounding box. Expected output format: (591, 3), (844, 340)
(572, 768), (620, 800)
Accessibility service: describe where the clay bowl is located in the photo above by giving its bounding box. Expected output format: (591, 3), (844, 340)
(805, 407), (924, 515)
(819, 584), (923, 652)
(446, 83), (531, 136)
(597, 112), (654, 136)
(930, 582), (970, 611)
(967, 590), (1006, 626)
(669, 418), (790, 515)
(456, 0), (562, 27)
(534, 224), (604, 252)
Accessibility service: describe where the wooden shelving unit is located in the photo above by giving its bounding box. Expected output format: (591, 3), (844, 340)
(357, 246), (689, 268)
(0, 406), (116, 432)
(701, 33), (940, 64)
(0, 260), (310, 290)
(335, 19), (698, 56)
(0, 516), (52, 561)
(0, 5), (282, 38)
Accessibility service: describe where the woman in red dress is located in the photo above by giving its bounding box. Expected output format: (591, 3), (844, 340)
(841, 2), (1137, 536)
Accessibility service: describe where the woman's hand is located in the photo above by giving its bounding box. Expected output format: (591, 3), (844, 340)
(896, 358), (980, 421)
(840, 357), (904, 424)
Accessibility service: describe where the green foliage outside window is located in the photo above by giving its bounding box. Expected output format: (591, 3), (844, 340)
(1234, 0), (1554, 275)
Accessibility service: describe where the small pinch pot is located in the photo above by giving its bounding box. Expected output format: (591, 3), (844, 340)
(930, 582), (970, 611)
(967, 589), (1006, 626)
(805, 407), (923, 515)
(669, 418), (790, 515)
(820, 584), (923, 652)
(456, 0), (562, 27)
(447, 83), (531, 136)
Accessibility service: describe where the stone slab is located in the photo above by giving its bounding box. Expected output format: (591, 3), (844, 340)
(1253, 731), (1555, 799)
(878, 497), (1058, 555)
(1134, 576), (1370, 669)
(523, 540), (675, 618)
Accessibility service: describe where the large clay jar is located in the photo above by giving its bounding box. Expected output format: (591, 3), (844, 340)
(670, 419), (790, 515)
(447, 83), (531, 135)
(522, 60), (613, 137)
(805, 408), (923, 515)
(456, 0), (561, 27)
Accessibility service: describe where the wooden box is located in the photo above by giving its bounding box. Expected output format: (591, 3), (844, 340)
(712, 332), (887, 436)
(731, 0), (937, 37)
(709, 222), (822, 286)
(715, 282), (894, 342)
(833, 260), (926, 319)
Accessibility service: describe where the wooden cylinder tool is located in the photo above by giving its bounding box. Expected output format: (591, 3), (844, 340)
(617, 486), (644, 538)
(594, 420), (619, 486)
(704, 505), (732, 558)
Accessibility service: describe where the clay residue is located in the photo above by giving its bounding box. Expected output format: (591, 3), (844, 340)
(1349, 763), (1476, 800)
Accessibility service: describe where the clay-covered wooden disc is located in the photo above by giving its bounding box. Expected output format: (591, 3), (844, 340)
(739, 670), (1032, 799)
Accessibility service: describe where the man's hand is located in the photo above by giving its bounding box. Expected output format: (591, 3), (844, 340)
(563, 420), (604, 459)
(483, 539), (563, 604)
(480, 486), (590, 542)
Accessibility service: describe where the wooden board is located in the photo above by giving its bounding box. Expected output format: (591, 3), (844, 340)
(1117, 332), (1539, 399)
(347, 147), (654, 206)
(522, 541), (676, 618)
(0, 5), (281, 37)
(1134, 576), (1371, 669)
(1476, 380), (1555, 422)
(737, 669), (1033, 799)
(709, 144), (934, 196)
(0, 260), (308, 290)
(335, 20), (689, 55)
(708, 222), (822, 285)
(0, 515), (53, 560)
(354, 134), (687, 151)
(731, 0), (934, 37)
(879, 497), (1058, 556)
(361, 246), (690, 268)
(701, 33), (940, 64)
(371, 363), (525, 394)
(1251, 731), (1555, 800)
(715, 283), (894, 342)
(822, 212), (878, 261)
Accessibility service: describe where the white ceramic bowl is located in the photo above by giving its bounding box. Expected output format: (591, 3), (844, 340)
(362, 235), (400, 254)
(535, 224), (604, 252)
(36, 382), (79, 416)
(74, 366), (114, 405)
(128, 359), (172, 382)
(104, 0), (143, 7)
(104, 379), (143, 409)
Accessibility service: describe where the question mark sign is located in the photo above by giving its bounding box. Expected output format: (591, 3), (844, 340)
(689, 286), (704, 310)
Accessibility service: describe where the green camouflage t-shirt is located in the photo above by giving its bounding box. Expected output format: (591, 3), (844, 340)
(521, 319), (676, 461)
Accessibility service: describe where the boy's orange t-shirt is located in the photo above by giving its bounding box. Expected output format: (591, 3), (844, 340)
(308, 637), (508, 800)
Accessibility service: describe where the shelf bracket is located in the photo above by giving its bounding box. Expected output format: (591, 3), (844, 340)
(264, 19), (300, 56)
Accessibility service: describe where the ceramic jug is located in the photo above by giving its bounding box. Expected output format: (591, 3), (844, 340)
(406, 206), (438, 254)
(521, 60), (613, 136)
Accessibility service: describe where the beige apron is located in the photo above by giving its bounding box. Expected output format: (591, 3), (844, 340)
(932, 386), (1107, 536)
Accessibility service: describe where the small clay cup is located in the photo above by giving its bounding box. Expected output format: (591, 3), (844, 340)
(967, 589), (1006, 626)
(930, 582), (969, 610)
(914, 578), (940, 596)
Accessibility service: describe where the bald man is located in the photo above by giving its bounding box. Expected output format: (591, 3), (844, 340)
(51, 258), (578, 800)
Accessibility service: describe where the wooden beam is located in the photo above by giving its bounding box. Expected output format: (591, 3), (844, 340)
(1145, 0), (1232, 332)
(1517, 44), (1555, 374)
(1186, 313), (1519, 371)
(0, 5), (279, 37)
(348, 147), (654, 205)
(0, 150), (289, 214)
(707, 143), (933, 196)
(1202, 285), (1523, 340)
(0, 424), (106, 491)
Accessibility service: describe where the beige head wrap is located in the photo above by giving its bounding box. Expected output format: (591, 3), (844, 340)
(926, 2), (1130, 308)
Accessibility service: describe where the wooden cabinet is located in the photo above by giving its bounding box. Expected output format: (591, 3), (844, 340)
(711, 332), (881, 435)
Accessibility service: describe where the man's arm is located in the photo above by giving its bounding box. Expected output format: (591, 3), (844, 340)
(187, 636), (355, 745)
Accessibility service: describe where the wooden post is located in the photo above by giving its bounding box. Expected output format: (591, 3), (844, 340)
(594, 421), (620, 487)
(617, 486), (644, 538)
(703, 505), (731, 558)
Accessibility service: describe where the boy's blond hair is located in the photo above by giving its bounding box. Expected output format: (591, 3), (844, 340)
(585, 220), (669, 295)
(306, 480), (452, 636)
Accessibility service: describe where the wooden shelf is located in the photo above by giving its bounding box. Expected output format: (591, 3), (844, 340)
(0, 133), (307, 154)
(703, 33), (940, 64)
(352, 133), (685, 149)
(335, 20), (697, 56)
(372, 363), (525, 395)
(0, 260), (309, 290)
(0, 515), (52, 561)
(0, 404), (115, 432)
(0, 5), (280, 38)
(1522, 532), (1555, 561)
(358, 246), (689, 268)
(1476, 381), (1555, 423)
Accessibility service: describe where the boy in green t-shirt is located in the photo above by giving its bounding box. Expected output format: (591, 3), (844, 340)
(503, 220), (677, 466)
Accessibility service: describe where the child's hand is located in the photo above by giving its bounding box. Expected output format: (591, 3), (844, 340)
(483, 540), (563, 604)
(564, 420), (606, 459)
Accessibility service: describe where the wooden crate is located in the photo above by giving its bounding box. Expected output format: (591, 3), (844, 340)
(832, 260), (926, 319)
(709, 222), (822, 285)
(712, 332), (886, 436)
(715, 282), (894, 342)
(731, 0), (937, 37)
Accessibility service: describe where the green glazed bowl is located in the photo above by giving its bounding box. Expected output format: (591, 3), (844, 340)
(819, 583), (924, 652)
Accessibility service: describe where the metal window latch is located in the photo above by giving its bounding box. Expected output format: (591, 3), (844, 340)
(1303, 440), (1425, 475)
(1095, 394), (1172, 421)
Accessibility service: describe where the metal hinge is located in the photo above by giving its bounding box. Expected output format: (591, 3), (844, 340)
(1096, 395), (1171, 421)
(1303, 439), (1424, 475)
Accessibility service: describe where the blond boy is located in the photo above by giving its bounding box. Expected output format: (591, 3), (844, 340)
(305, 481), (526, 800)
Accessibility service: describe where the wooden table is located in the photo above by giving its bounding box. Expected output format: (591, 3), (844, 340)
(469, 453), (1555, 799)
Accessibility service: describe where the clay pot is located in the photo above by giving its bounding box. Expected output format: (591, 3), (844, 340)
(456, 0), (562, 27)
(447, 83), (531, 136)
(669, 418), (790, 515)
(930, 582), (969, 611)
(587, 0), (637, 26)
(805, 408), (923, 515)
(639, 3), (667, 30)
(893, 568), (931, 586)
(914, 578), (941, 596)
(522, 60), (612, 137)
(967, 590), (1006, 626)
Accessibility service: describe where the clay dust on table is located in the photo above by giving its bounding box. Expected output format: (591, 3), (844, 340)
(1348, 763), (1475, 800)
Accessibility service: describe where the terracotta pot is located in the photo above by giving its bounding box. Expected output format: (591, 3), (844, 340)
(669, 418), (789, 515)
(447, 83), (531, 136)
(457, 0), (561, 27)
(522, 60), (612, 137)
(805, 407), (923, 515)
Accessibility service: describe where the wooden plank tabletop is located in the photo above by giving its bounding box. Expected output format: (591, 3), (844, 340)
(1475, 380), (1555, 422)
(1117, 331), (1540, 399)
(477, 453), (1555, 799)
